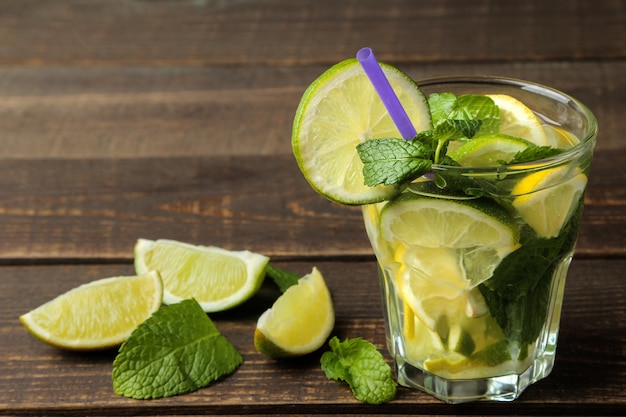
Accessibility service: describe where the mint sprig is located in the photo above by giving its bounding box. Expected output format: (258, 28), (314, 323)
(112, 299), (242, 399)
(356, 138), (432, 186)
(321, 337), (397, 405)
(357, 93), (500, 188)
(478, 200), (584, 358)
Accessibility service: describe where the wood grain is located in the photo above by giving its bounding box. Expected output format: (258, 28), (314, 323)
(0, 149), (623, 262)
(0, 0), (623, 66)
(2, 259), (624, 415)
(0, 61), (622, 159)
(0, 0), (623, 415)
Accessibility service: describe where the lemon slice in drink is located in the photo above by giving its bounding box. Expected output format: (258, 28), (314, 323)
(488, 94), (550, 146)
(20, 272), (162, 350)
(134, 239), (269, 313)
(381, 194), (519, 328)
(254, 267), (334, 358)
(449, 134), (535, 167)
(512, 166), (587, 238)
(292, 58), (432, 205)
(399, 253), (489, 330)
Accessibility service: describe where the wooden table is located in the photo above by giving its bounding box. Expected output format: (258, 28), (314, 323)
(1, 1), (624, 415)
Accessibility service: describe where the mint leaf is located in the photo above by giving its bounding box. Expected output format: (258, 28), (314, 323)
(450, 94), (500, 135)
(479, 200), (584, 353)
(428, 92), (457, 126)
(112, 299), (242, 399)
(434, 118), (482, 141)
(265, 264), (300, 293)
(510, 146), (565, 164)
(357, 138), (432, 186)
(321, 337), (396, 405)
(356, 93), (505, 188)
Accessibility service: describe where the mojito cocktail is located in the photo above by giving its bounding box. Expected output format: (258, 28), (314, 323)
(292, 50), (597, 403)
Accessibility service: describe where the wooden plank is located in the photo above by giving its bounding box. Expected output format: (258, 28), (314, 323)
(0, 149), (623, 261)
(0, 0), (623, 66)
(0, 155), (368, 261)
(1, 259), (624, 415)
(0, 61), (622, 159)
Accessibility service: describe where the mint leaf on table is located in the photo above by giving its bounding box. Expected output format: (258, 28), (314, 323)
(321, 337), (397, 405)
(112, 299), (242, 399)
(265, 264), (300, 293)
(356, 137), (432, 186)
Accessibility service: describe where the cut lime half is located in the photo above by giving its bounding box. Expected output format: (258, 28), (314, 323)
(381, 194), (520, 265)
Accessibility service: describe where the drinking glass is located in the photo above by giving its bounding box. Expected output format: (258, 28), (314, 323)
(362, 76), (597, 403)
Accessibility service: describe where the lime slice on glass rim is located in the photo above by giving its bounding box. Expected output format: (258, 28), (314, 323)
(134, 239), (269, 313)
(292, 58), (432, 205)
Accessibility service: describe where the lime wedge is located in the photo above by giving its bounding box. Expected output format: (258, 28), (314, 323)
(134, 239), (269, 312)
(487, 94), (550, 146)
(254, 267), (334, 357)
(20, 272), (163, 350)
(449, 325), (476, 357)
(449, 134), (535, 167)
(512, 166), (587, 238)
(292, 58), (432, 205)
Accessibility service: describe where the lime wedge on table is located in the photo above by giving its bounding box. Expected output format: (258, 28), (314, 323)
(20, 272), (162, 350)
(449, 134), (535, 167)
(487, 94), (550, 146)
(292, 58), (432, 205)
(134, 239), (269, 313)
(512, 166), (587, 238)
(380, 194), (519, 329)
(254, 267), (334, 357)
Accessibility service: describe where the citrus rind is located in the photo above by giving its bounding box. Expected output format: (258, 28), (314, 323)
(134, 239), (269, 313)
(254, 267), (334, 358)
(19, 272), (163, 351)
(292, 58), (432, 205)
(487, 94), (550, 147)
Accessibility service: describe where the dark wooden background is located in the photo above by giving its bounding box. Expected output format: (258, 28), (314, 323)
(1, 1), (624, 416)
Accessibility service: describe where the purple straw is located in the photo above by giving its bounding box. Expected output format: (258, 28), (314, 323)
(356, 47), (417, 140)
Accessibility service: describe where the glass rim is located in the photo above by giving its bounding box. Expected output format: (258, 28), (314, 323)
(415, 75), (598, 174)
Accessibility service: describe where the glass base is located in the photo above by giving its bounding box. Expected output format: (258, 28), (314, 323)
(394, 353), (555, 404)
